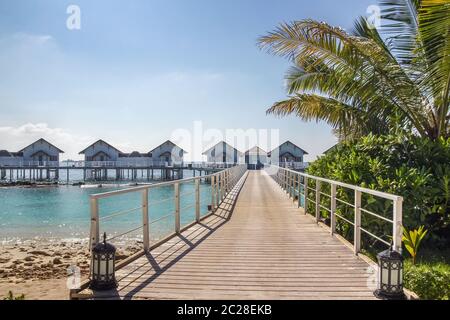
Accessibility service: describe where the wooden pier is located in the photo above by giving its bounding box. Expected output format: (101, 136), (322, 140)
(77, 169), (387, 300)
(0, 162), (228, 183)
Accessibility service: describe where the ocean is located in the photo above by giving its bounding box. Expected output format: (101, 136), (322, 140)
(0, 170), (213, 244)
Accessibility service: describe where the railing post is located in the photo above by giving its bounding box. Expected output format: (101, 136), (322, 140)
(315, 180), (321, 222)
(90, 197), (99, 249)
(224, 171), (227, 197)
(216, 174), (220, 208)
(142, 189), (149, 252)
(304, 177), (308, 214)
(393, 197), (403, 253)
(354, 190), (362, 254)
(285, 170), (289, 195)
(223, 171), (227, 194)
(174, 182), (180, 233)
(284, 169), (287, 191)
(330, 184), (336, 235)
(211, 175), (216, 211)
(297, 174), (302, 208)
(225, 170), (229, 193)
(217, 171), (223, 201)
(289, 171), (293, 198)
(195, 179), (200, 223)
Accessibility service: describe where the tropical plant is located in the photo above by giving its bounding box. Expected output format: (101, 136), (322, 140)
(3, 291), (25, 300)
(403, 226), (428, 264)
(306, 133), (450, 248)
(258, 0), (450, 141)
(404, 260), (450, 300)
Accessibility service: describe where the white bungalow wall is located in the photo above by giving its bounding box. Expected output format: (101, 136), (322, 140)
(205, 143), (242, 163)
(270, 142), (305, 164)
(151, 142), (184, 164)
(22, 140), (61, 162)
(82, 142), (120, 161)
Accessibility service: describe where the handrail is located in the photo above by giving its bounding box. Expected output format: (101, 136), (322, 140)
(266, 165), (403, 253)
(89, 164), (247, 250)
(272, 165), (402, 201)
(91, 170), (226, 199)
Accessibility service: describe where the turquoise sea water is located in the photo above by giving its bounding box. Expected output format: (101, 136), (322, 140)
(0, 176), (213, 243)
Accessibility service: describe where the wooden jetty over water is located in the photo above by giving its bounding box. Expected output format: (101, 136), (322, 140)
(73, 165), (404, 300)
(0, 161), (233, 183)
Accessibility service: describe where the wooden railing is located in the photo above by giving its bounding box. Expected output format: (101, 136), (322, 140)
(266, 165), (403, 253)
(89, 164), (247, 250)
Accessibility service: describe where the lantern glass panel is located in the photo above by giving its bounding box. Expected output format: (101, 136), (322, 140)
(391, 266), (399, 286)
(100, 259), (107, 276)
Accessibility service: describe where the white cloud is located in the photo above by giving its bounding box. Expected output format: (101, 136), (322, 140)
(0, 123), (92, 160)
(9, 33), (54, 46)
(0, 123), (157, 160)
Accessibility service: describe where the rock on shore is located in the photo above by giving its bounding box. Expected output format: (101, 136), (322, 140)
(0, 240), (142, 288)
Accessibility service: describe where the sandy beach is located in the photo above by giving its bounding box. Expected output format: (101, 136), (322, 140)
(0, 240), (142, 300)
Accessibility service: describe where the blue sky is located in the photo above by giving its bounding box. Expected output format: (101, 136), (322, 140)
(0, 0), (377, 160)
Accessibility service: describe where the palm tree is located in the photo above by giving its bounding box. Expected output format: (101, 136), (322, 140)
(258, 0), (449, 141)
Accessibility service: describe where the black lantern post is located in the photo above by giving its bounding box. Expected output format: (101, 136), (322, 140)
(374, 245), (405, 300)
(90, 232), (117, 290)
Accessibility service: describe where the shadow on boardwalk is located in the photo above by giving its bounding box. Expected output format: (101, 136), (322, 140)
(93, 171), (377, 300)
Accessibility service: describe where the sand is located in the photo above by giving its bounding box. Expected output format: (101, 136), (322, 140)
(0, 240), (142, 300)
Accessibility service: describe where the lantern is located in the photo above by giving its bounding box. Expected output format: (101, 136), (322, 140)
(374, 245), (405, 300)
(89, 232), (117, 290)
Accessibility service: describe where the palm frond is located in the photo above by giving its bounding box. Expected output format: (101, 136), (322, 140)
(379, 0), (421, 64)
(266, 94), (390, 138)
(259, 3), (449, 140)
(258, 19), (432, 137)
(418, 0), (450, 137)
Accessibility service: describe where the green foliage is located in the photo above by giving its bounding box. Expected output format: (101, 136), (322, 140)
(307, 133), (450, 248)
(403, 226), (428, 265)
(3, 291), (25, 300)
(404, 260), (450, 300)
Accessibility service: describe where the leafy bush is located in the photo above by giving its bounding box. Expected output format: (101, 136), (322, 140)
(3, 291), (25, 300)
(404, 261), (450, 300)
(403, 226), (428, 265)
(307, 133), (450, 248)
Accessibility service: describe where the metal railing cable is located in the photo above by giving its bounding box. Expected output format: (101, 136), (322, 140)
(265, 165), (403, 253)
(89, 164), (247, 251)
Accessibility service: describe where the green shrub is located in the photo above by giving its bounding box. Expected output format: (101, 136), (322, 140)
(404, 261), (450, 300)
(3, 291), (25, 300)
(307, 133), (450, 249)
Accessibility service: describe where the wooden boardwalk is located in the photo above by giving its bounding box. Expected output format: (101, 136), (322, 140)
(92, 170), (377, 300)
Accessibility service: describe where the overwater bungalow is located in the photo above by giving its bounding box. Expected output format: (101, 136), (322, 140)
(80, 139), (186, 166)
(0, 150), (22, 167)
(79, 139), (123, 162)
(245, 146), (268, 169)
(0, 138), (64, 166)
(268, 141), (308, 165)
(202, 141), (243, 164)
(323, 144), (338, 155)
